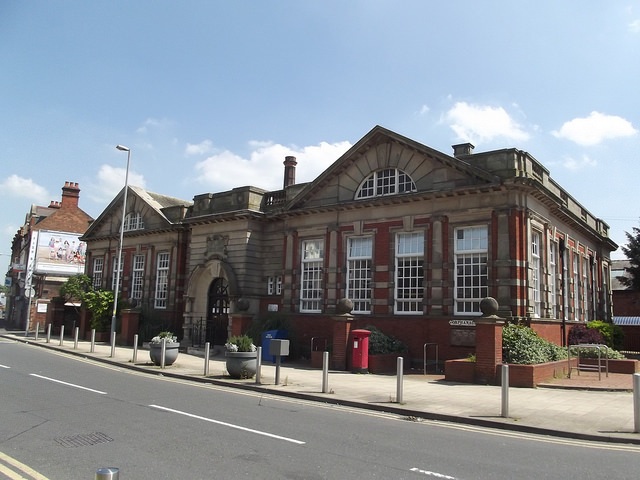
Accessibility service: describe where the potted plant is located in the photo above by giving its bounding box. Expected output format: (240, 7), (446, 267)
(225, 334), (257, 379)
(149, 331), (180, 366)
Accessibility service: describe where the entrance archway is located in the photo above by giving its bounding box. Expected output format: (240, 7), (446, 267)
(207, 277), (229, 345)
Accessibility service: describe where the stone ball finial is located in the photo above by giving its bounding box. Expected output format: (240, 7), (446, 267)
(236, 298), (250, 311)
(336, 298), (354, 314)
(480, 297), (499, 317)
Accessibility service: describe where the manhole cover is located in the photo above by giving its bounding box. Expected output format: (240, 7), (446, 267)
(55, 432), (113, 448)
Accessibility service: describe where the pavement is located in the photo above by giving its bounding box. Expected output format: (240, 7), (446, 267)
(2, 328), (640, 446)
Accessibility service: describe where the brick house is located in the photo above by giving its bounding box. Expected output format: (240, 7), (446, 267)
(6, 182), (93, 332)
(80, 186), (192, 339)
(84, 126), (617, 368)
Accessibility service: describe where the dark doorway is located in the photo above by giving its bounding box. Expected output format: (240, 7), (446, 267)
(207, 277), (229, 345)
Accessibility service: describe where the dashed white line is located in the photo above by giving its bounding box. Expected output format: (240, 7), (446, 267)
(410, 467), (456, 479)
(149, 404), (306, 445)
(29, 374), (107, 394)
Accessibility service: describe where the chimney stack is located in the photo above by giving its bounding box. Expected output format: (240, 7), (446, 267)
(283, 156), (297, 188)
(48, 201), (61, 209)
(60, 181), (80, 208)
(452, 143), (475, 158)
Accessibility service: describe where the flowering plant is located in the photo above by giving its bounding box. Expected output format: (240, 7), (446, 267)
(150, 331), (177, 344)
(225, 335), (256, 352)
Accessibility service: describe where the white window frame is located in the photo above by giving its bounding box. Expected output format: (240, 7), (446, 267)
(454, 226), (488, 315)
(531, 231), (541, 318)
(394, 232), (424, 314)
(92, 257), (103, 290)
(346, 236), (373, 314)
(123, 212), (144, 232)
(582, 257), (589, 321)
(355, 168), (417, 199)
(549, 241), (558, 318)
(111, 256), (123, 292)
(154, 252), (170, 309)
(572, 253), (580, 320)
(300, 240), (324, 313)
(131, 254), (145, 301)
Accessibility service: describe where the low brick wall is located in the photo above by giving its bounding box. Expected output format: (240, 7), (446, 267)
(445, 358), (579, 387)
(368, 353), (409, 374)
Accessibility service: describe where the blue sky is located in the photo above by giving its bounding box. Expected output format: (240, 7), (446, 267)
(1, 1), (639, 270)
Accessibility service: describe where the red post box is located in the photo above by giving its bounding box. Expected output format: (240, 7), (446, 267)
(349, 329), (371, 373)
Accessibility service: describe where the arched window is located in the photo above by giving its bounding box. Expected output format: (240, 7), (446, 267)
(123, 212), (144, 232)
(355, 168), (416, 199)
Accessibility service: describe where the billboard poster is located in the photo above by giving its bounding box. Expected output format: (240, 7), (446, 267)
(34, 230), (86, 275)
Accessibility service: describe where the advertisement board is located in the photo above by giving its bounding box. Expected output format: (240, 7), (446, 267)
(34, 230), (86, 275)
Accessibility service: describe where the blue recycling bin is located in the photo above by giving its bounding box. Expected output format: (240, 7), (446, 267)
(261, 330), (288, 363)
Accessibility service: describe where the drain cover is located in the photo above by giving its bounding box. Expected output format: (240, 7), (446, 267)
(55, 432), (113, 448)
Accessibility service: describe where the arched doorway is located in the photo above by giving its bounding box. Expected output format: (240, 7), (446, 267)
(207, 277), (229, 345)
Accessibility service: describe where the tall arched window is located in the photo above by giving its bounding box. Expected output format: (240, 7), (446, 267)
(355, 168), (416, 199)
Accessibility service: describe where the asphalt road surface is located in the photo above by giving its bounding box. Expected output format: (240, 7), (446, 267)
(1, 339), (639, 480)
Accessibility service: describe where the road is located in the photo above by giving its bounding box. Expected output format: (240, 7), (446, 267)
(1, 338), (639, 480)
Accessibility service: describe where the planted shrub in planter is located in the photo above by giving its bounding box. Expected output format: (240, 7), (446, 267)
(149, 331), (180, 366)
(365, 325), (408, 373)
(502, 323), (567, 365)
(225, 335), (258, 379)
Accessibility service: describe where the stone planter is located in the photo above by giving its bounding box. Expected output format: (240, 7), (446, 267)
(225, 351), (258, 379)
(368, 353), (409, 374)
(149, 342), (180, 366)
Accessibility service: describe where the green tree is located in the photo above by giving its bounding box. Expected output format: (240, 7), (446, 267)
(59, 274), (113, 331)
(619, 225), (640, 290)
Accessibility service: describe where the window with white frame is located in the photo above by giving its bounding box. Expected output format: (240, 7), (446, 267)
(563, 247), (569, 320)
(582, 257), (589, 321)
(111, 256), (123, 292)
(549, 241), (558, 318)
(267, 275), (283, 295)
(355, 168), (416, 199)
(131, 254), (145, 300)
(123, 212), (144, 232)
(455, 226), (488, 315)
(154, 252), (169, 309)
(395, 232), (424, 314)
(572, 254), (580, 320)
(300, 240), (324, 312)
(531, 231), (541, 317)
(347, 237), (372, 313)
(92, 257), (103, 290)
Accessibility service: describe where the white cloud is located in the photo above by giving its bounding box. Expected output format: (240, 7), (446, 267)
(136, 117), (173, 134)
(444, 102), (530, 144)
(552, 111), (637, 146)
(87, 165), (147, 204)
(193, 140), (352, 192)
(629, 19), (640, 33)
(185, 140), (214, 156)
(0, 175), (49, 203)
(561, 154), (597, 171)
(418, 104), (430, 116)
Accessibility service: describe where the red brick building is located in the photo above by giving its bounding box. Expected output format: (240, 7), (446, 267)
(6, 182), (93, 332)
(83, 126), (617, 368)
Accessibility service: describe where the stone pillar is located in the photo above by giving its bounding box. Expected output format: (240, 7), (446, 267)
(331, 298), (355, 370)
(474, 297), (505, 385)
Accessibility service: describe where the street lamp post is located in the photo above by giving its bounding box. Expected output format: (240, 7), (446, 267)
(111, 145), (131, 340)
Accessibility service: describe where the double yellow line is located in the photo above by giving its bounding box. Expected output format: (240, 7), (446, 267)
(0, 451), (49, 480)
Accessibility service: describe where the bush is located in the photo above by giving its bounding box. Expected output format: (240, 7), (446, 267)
(364, 325), (407, 355)
(502, 323), (567, 364)
(570, 345), (626, 359)
(586, 320), (624, 351)
(567, 324), (604, 346)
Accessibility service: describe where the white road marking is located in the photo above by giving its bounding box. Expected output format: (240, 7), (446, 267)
(410, 467), (456, 479)
(149, 404), (306, 445)
(29, 374), (107, 395)
(0, 364), (10, 368)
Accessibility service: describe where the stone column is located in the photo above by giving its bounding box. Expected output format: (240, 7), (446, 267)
(474, 297), (505, 385)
